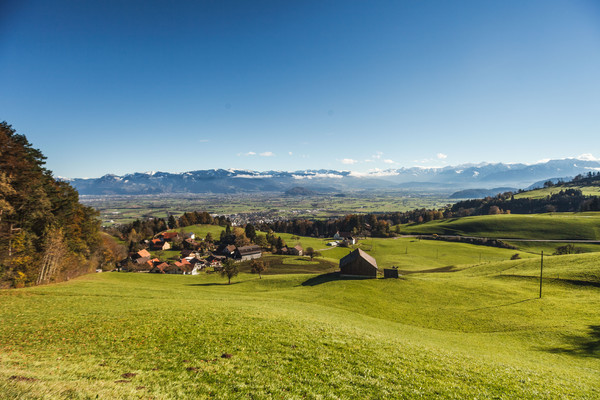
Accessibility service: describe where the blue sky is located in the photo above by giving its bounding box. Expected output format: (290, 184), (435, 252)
(1, 0), (600, 178)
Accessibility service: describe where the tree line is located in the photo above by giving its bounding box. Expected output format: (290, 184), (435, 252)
(0, 122), (104, 288)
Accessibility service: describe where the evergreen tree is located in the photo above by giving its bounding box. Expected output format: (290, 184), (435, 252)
(245, 224), (257, 242)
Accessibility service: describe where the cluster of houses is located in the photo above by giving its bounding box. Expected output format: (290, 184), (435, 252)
(148, 231), (201, 251)
(123, 231), (266, 275)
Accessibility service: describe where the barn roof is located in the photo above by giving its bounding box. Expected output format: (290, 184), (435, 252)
(238, 245), (262, 256)
(339, 248), (377, 269)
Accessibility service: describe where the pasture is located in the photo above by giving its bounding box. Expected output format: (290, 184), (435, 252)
(399, 213), (600, 241)
(514, 186), (600, 199)
(1, 247), (599, 398)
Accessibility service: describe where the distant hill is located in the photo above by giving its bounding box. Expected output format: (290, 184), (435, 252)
(450, 187), (517, 199)
(525, 177), (572, 191)
(64, 158), (600, 195)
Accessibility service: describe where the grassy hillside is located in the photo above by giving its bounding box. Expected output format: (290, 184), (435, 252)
(358, 237), (534, 268)
(399, 213), (600, 241)
(166, 224), (227, 239)
(514, 186), (600, 199)
(1, 253), (599, 399)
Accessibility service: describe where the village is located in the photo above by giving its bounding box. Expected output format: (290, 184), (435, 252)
(114, 228), (391, 278)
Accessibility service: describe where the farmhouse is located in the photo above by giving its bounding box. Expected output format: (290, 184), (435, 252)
(206, 254), (225, 267)
(183, 232), (196, 240)
(160, 231), (179, 241)
(180, 249), (194, 258)
(132, 249), (151, 260)
(339, 248), (378, 278)
(149, 262), (169, 274)
(236, 245), (262, 261)
(188, 258), (204, 274)
(220, 244), (237, 257)
(289, 245), (303, 256)
(334, 231), (356, 244)
(134, 256), (151, 266)
(150, 238), (171, 251)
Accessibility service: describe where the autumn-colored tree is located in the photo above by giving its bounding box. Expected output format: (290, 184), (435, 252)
(221, 258), (239, 284)
(0, 121), (102, 287)
(250, 259), (267, 279)
(233, 227), (250, 247)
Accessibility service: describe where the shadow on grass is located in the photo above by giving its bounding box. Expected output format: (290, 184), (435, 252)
(398, 265), (458, 274)
(543, 325), (600, 358)
(186, 281), (243, 287)
(469, 297), (537, 312)
(498, 275), (600, 288)
(301, 272), (378, 286)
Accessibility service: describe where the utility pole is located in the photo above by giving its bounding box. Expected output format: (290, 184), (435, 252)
(539, 251), (544, 299)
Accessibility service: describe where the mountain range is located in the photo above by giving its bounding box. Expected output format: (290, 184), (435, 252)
(65, 158), (600, 195)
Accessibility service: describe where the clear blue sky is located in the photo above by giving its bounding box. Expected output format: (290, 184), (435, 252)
(1, 0), (599, 178)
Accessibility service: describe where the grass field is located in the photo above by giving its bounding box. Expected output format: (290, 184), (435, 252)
(514, 186), (600, 199)
(399, 212), (600, 241)
(1, 248), (599, 399)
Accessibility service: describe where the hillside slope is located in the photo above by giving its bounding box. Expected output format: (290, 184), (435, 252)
(1, 256), (599, 398)
(400, 213), (600, 240)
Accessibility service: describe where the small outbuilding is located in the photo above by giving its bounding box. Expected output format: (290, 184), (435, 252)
(339, 248), (378, 278)
(383, 268), (399, 279)
(289, 244), (303, 256)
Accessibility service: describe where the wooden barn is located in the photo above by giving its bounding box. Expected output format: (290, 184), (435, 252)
(339, 249), (378, 278)
(236, 245), (262, 261)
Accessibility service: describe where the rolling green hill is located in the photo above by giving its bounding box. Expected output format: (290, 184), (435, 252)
(399, 213), (600, 241)
(514, 185), (600, 199)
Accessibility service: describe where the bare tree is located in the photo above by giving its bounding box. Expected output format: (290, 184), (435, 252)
(37, 227), (67, 285)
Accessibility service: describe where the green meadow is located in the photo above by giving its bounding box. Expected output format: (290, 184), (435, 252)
(399, 212), (600, 241)
(2, 237), (600, 399)
(514, 186), (600, 199)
